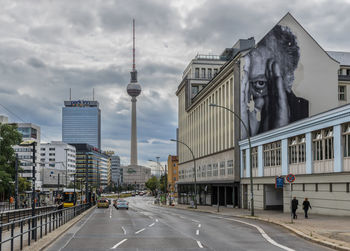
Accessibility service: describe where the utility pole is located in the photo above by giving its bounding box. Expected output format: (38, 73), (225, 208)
(64, 148), (68, 187)
(85, 154), (89, 205)
(31, 142), (36, 239)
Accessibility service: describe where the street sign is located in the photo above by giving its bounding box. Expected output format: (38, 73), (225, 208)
(286, 173), (296, 183)
(275, 176), (284, 188)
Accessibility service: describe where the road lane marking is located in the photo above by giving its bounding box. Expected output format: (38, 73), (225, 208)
(111, 239), (127, 249)
(110, 207), (112, 218)
(224, 218), (295, 251)
(155, 219), (159, 222)
(191, 219), (200, 223)
(196, 240), (203, 248)
(148, 223), (155, 227)
(135, 228), (145, 234)
(122, 226), (126, 235)
(58, 209), (96, 251)
(198, 224), (201, 228)
(196, 229), (199, 235)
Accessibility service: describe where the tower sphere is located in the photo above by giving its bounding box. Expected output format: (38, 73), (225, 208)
(127, 82), (141, 97)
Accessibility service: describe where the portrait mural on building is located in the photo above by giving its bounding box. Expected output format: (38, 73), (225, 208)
(241, 24), (309, 139)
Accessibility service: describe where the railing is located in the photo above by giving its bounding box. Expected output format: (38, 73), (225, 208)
(0, 204), (92, 251)
(0, 206), (56, 230)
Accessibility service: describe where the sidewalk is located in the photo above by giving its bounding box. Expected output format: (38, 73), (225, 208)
(163, 203), (350, 251)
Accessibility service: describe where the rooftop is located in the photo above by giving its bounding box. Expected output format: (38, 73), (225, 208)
(327, 51), (350, 66)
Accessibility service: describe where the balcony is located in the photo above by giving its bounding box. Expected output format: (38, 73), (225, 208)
(339, 75), (350, 81)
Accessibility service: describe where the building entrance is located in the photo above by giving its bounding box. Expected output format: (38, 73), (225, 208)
(264, 184), (283, 210)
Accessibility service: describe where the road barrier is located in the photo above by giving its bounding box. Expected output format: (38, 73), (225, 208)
(0, 203), (92, 251)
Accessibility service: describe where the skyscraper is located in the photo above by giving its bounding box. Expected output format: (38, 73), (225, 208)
(62, 100), (101, 149)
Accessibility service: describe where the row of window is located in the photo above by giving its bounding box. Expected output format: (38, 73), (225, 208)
(243, 123), (350, 168)
(194, 67), (219, 79)
(179, 160), (234, 180)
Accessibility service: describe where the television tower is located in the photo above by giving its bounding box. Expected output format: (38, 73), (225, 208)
(126, 19), (141, 166)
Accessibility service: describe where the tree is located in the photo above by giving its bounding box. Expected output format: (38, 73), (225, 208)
(0, 123), (22, 199)
(18, 177), (31, 193)
(159, 174), (168, 193)
(145, 176), (159, 195)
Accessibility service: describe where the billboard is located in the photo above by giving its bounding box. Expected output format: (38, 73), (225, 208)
(240, 24), (309, 139)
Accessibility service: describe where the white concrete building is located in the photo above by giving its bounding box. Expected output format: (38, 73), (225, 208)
(40, 141), (76, 188)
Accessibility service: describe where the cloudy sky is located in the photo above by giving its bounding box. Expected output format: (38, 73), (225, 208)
(1, 0), (350, 168)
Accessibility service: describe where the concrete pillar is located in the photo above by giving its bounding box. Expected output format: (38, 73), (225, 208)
(130, 97), (138, 166)
(333, 124), (343, 172)
(306, 132), (313, 174)
(258, 145), (263, 177)
(240, 150), (244, 178)
(281, 139), (288, 175)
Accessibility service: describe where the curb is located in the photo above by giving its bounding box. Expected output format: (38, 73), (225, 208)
(23, 205), (96, 251)
(159, 204), (350, 251)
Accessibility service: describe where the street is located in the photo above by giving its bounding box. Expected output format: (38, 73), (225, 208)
(46, 196), (332, 251)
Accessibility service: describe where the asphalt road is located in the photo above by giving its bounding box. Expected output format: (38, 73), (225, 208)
(45, 196), (332, 251)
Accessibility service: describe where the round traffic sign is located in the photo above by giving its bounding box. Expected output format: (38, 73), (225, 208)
(286, 173), (295, 183)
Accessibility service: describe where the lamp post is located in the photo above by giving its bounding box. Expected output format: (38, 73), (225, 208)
(170, 139), (197, 209)
(64, 148), (69, 187)
(19, 140), (37, 238)
(14, 154), (19, 209)
(209, 103), (254, 216)
(149, 158), (167, 202)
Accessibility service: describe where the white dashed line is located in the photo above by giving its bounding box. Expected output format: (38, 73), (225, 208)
(121, 226), (126, 235)
(224, 218), (295, 251)
(196, 240), (203, 248)
(156, 219), (159, 222)
(196, 229), (199, 235)
(198, 224), (201, 228)
(111, 239), (127, 249)
(135, 228), (145, 234)
(191, 219), (200, 223)
(149, 223), (155, 227)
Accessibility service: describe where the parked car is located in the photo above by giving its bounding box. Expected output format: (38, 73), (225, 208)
(115, 199), (129, 210)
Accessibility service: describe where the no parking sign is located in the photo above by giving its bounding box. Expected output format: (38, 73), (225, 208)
(286, 173), (295, 183)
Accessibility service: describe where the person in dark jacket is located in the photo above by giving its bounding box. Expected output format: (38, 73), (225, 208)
(291, 196), (298, 219)
(303, 198), (312, 218)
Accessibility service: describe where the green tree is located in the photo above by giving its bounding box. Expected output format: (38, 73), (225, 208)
(159, 174), (168, 193)
(0, 123), (22, 199)
(145, 176), (159, 195)
(18, 177), (31, 193)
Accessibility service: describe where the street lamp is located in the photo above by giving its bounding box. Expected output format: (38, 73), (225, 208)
(64, 148), (69, 187)
(148, 159), (167, 199)
(209, 103), (254, 216)
(170, 139), (197, 209)
(19, 139), (37, 238)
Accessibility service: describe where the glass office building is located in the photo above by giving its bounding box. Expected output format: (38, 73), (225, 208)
(62, 100), (101, 150)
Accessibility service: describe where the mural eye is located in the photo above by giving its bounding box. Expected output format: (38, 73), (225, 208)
(254, 81), (266, 89)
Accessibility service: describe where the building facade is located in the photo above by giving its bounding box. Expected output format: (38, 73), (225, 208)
(167, 155), (179, 196)
(111, 155), (122, 186)
(40, 141), (76, 188)
(72, 144), (109, 189)
(122, 165), (151, 189)
(62, 100), (101, 149)
(13, 123), (42, 189)
(176, 13), (348, 211)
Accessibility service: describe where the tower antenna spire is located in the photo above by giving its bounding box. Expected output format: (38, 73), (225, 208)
(133, 19), (135, 71)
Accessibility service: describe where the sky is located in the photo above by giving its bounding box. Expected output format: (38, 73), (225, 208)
(1, 0), (350, 169)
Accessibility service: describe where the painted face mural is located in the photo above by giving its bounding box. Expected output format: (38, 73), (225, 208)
(241, 25), (309, 138)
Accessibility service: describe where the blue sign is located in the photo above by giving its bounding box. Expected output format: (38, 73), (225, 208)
(275, 176), (284, 188)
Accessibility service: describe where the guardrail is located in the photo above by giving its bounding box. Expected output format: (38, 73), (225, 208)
(0, 204), (92, 251)
(0, 206), (56, 230)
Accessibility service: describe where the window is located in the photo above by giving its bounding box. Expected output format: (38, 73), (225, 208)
(40, 148), (45, 151)
(338, 85), (346, 101)
(263, 141), (281, 167)
(202, 165), (206, 178)
(243, 150), (246, 170)
(302, 183), (305, 192)
(343, 123), (350, 157)
(315, 183), (318, 192)
(49, 163), (55, 167)
(173, 177), (176, 181)
(313, 128), (333, 161)
(220, 161), (225, 176)
(201, 68), (206, 78)
(347, 69), (350, 76)
(289, 135), (306, 164)
(192, 86), (199, 98)
(214, 69), (218, 76)
(173, 163), (176, 167)
(251, 147), (258, 168)
(207, 164), (212, 177)
(49, 148), (55, 151)
(208, 69), (212, 79)
(49, 153), (55, 156)
(227, 160), (233, 175)
(347, 183), (349, 193)
(339, 69), (343, 75)
(195, 68), (199, 78)
(173, 170), (177, 174)
(329, 183), (333, 192)
(213, 163), (218, 176)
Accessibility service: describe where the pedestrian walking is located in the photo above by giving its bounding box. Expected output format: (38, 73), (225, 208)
(291, 196), (298, 219)
(303, 198), (312, 218)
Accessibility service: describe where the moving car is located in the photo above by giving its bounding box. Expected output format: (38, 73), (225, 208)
(115, 199), (129, 210)
(97, 198), (109, 208)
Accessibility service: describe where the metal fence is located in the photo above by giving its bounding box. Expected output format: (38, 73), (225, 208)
(0, 203), (92, 251)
